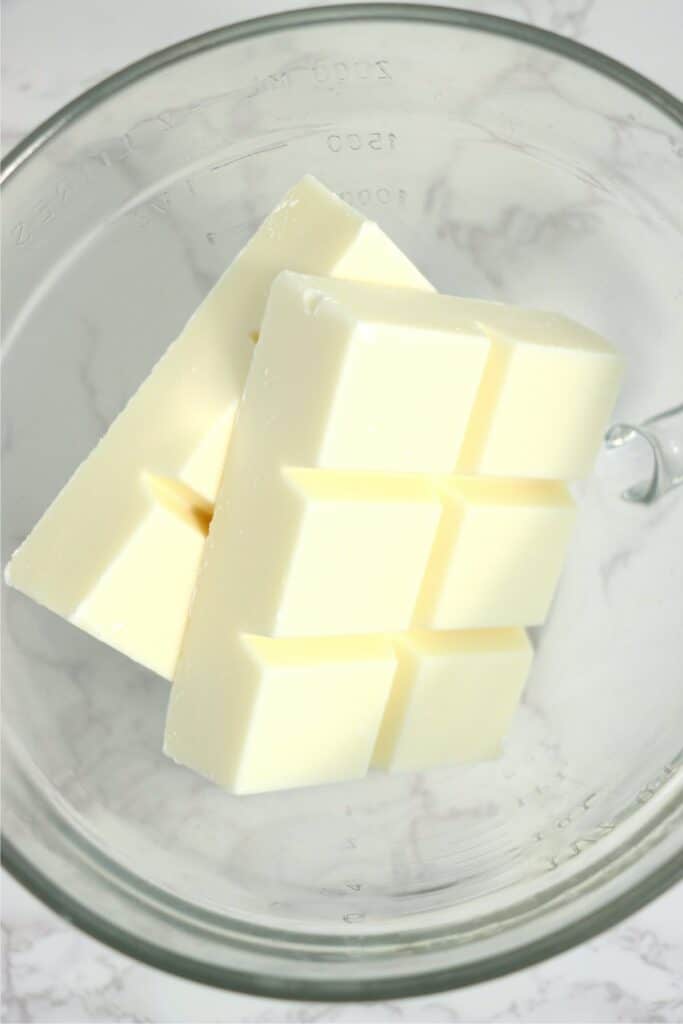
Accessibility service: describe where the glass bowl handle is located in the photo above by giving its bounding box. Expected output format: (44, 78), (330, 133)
(605, 402), (683, 504)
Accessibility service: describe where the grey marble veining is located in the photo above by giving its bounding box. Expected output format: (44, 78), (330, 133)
(2, 1), (683, 1022)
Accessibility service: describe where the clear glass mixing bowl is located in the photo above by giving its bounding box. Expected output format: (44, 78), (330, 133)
(2, 5), (682, 1001)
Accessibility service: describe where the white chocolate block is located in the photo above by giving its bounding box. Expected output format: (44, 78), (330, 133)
(6, 177), (431, 678)
(165, 634), (397, 793)
(416, 477), (576, 630)
(170, 273), (491, 679)
(252, 273), (491, 473)
(373, 629), (533, 772)
(166, 278), (495, 780)
(271, 470), (441, 636)
(72, 432), (221, 678)
(454, 301), (623, 480)
(73, 506), (206, 679)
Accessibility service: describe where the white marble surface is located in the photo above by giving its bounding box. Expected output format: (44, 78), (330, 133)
(2, 0), (682, 1021)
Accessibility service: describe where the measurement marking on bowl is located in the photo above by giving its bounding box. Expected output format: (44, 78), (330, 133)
(327, 131), (398, 153)
(249, 58), (393, 96)
(8, 113), (325, 247)
(339, 186), (408, 208)
(312, 58), (392, 83)
(637, 756), (681, 804)
(542, 755), (681, 871)
(6, 63), (398, 247)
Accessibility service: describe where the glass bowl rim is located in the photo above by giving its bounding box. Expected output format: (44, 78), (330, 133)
(2, 2), (682, 1001)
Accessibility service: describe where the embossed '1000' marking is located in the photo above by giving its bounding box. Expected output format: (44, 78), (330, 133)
(338, 186), (408, 208)
(311, 59), (392, 83)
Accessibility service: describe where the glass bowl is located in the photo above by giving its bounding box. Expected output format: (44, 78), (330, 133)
(2, 4), (682, 1001)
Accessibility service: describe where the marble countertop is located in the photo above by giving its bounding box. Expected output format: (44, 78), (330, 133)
(2, 1), (682, 1021)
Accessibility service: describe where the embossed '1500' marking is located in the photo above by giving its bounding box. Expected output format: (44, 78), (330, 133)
(327, 131), (398, 153)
